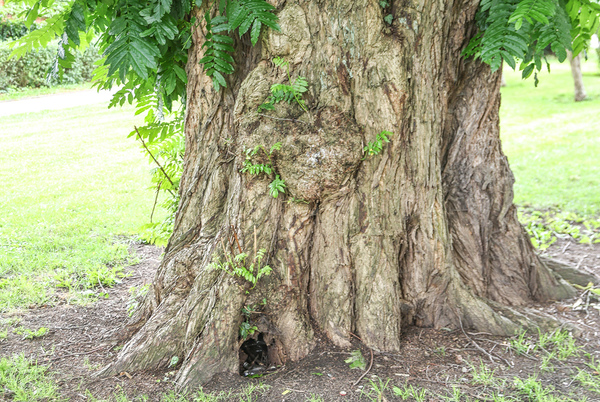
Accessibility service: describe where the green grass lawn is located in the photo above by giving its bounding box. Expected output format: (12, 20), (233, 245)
(0, 82), (94, 102)
(0, 103), (161, 311)
(501, 53), (600, 216)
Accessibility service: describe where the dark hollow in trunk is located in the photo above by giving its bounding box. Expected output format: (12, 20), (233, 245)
(100, 0), (578, 389)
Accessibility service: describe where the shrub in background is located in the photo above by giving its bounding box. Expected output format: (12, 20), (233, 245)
(0, 20), (40, 42)
(0, 41), (99, 92)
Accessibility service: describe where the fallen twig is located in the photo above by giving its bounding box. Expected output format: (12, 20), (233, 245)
(349, 332), (374, 386)
(41, 345), (106, 363)
(458, 317), (511, 367)
(576, 255), (588, 269)
(353, 348), (373, 386)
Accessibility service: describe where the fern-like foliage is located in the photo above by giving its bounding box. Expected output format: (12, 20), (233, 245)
(210, 248), (272, 288)
(240, 142), (286, 199)
(475, 0), (529, 71)
(227, 0), (280, 45)
(363, 131), (393, 158)
(567, 0), (600, 55)
(508, 0), (555, 29)
(8, 14), (65, 58)
(104, 2), (160, 82)
(127, 87), (185, 246)
(466, 0), (600, 83)
(199, 0), (280, 90)
(268, 175), (286, 198)
(258, 57), (308, 112)
(200, 13), (235, 91)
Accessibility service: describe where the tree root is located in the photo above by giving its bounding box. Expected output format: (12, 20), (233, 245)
(542, 256), (599, 287)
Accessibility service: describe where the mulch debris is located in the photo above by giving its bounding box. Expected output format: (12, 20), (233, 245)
(1, 239), (599, 401)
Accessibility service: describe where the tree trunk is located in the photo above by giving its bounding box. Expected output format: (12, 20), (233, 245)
(568, 50), (587, 102)
(101, 0), (576, 389)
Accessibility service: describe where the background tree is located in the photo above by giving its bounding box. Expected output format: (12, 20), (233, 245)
(7, 0), (600, 389)
(568, 49), (587, 101)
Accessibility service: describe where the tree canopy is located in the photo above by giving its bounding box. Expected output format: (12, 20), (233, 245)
(7, 0), (600, 106)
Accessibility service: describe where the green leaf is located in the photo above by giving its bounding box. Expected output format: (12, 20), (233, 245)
(213, 70), (227, 88)
(212, 42), (236, 53)
(345, 350), (367, 370)
(521, 63), (535, 78)
(25, 2), (40, 28)
(269, 175), (286, 198)
(508, 0), (554, 28)
(65, 2), (86, 46)
(212, 34), (235, 44)
(250, 19), (262, 45)
(229, 2), (250, 31)
(140, 0), (173, 24)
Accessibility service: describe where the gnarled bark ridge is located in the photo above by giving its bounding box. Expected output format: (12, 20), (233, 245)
(102, 0), (577, 389)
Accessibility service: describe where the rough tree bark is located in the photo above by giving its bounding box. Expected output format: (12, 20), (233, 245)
(102, 0), (578, 389)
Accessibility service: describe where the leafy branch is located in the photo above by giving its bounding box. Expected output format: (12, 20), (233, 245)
(363, 130), (393, 159)
(241, 142), (286, 198)
(134, 126), (176, 189)
(465, 0), (600, 84)
(258, 57), (308, 112)
(199, 0), (280, 90)
(268, 175), (286, 198)
(210, 243), (272, 289)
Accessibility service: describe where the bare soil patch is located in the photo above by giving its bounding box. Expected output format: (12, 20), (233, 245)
(1, 240), (599, 401)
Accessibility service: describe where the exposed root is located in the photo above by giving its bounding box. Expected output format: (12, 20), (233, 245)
(542, 256), (599, 287)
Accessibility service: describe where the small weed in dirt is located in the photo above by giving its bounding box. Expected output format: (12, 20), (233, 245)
(82, 356), (102, 371)
(445, 385), (467, 402)
(345, 349), (366, 370)
(393, 383), (428, 401)
(392, 384), (411, 400)
(513, 375), (558, 401)
(54, 265), (129, 293)
(12, 326), (48, 340)
(361, 376), (391, 401)
(238, 382), (270, 402)
(549, 330), (579, 360)
(183, 383), (269, 402)
(489, 392), (512, 402)
(160, 390), (188, 401)
(518, 209), (600, 250)
(0, 275), (50, 312)
(0, 317), (21, 327)
(305, 394), (324, 402)
(0, 354), (59, 401)
(574, 369), (600, 395)
(434, 345), (447, 356)
(510, 330), (537, 355)
(540, 351), (556, 372)
(469, 359), (501, 386)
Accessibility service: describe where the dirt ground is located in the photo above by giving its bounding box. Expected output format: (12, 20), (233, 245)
(1, 238), (599, 401)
